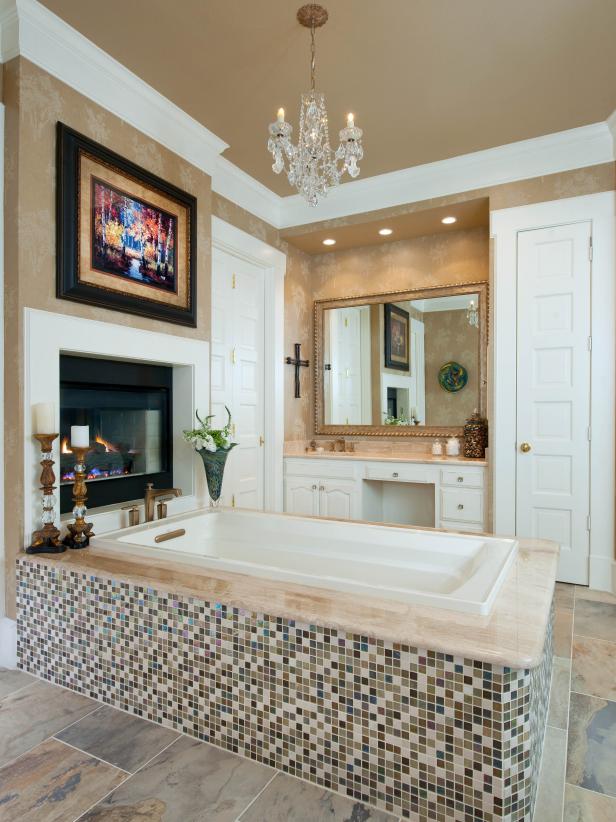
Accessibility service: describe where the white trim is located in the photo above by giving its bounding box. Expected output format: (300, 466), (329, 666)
(0, 0), (615, 231)
(279, 123), (614, 228)
(211, 216), (286, 512)
(23, 308), (211, 544)
(491, 191), (616, 591)
(607, 108), (616, 158)
(0, 104), (4, 620)
(612, 561), (616, 596)
(0, 617), (17, 668)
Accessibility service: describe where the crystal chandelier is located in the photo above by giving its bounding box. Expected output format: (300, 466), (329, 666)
(267, 4), (364, 206)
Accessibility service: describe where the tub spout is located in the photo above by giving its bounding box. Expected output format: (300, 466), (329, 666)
(144, 483), (182, 522)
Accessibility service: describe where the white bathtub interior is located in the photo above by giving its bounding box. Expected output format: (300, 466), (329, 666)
(91, 509), (517, 615)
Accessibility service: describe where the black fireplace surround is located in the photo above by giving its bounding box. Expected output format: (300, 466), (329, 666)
(60, 355), (173, 514)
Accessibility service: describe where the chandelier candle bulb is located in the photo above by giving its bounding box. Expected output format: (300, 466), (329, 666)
(347, 113), (354, 127)
(32, 402), (56, 434)
(277, 107), (285, 123)
(70, 425), (89, 448)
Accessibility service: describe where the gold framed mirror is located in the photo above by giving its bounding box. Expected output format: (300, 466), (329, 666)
(314, 281), (488, 437)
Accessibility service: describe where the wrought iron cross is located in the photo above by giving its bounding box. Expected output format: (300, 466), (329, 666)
(286, 343), (309, 398)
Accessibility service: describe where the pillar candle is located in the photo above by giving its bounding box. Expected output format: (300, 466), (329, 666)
(70, 425), (90, 448)
(32, 402), (56, 434)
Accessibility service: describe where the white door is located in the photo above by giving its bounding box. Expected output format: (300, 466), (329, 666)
(284, 477), (318, 516)
(516, 222), (591, 584)
(211, 248), (265, 509)
(410, 317), (425, 424)
(330, 307), (363, 425)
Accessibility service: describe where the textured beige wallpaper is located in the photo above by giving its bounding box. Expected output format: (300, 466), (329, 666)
(423, 310), (480, 426)
(3, 57), (212, 616)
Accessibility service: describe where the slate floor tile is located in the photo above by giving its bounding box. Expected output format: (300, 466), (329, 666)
(548, 656), (571, 729)
(572, 636), (616, 701)
(0, 737), (125, 822)
(534, 726), (567, 822)
(56, 704), (179, 773)
(566, 692), (616, 798)
(574, 600), (616, 643)
(0, 667), (36, 699)
(564, 783), (616, 821)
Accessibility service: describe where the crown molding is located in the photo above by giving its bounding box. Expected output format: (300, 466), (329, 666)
(0, 0), (614, 232)
(278, 122), (615, 227)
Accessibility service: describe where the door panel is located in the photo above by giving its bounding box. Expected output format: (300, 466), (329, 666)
(516, 222), (591, 584)
(211, 248), (265, 509)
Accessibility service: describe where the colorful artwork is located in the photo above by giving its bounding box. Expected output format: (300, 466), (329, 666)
(438, 361), (468, 392)
(384, 303), (410, 370)
(92, 180), (177, 293)
(57, 123), (197, 327)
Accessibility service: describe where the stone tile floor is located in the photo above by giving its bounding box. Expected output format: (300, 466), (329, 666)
(0, 583), (614, 820)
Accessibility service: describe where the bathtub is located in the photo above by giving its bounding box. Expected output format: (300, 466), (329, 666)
(90, 508), (517, 615)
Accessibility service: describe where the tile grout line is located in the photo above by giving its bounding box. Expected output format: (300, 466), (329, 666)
(51, 736), (131, 776)
(0, 702), (102, 775)
(234, 771), (280, 820)
(0, 677), (41, 702)
(71, 734), (184, 822)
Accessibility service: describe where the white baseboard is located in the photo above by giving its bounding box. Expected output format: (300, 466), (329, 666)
(588, 554), (614, 592)
(0, 617), (17, 668)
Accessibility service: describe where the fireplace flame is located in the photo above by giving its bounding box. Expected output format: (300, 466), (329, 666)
(95, 433), (119, 453)
(61, 436), (72, 454)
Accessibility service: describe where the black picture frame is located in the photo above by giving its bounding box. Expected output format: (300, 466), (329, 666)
(56, 122), (197, 327)
(384, 302), (410, 371)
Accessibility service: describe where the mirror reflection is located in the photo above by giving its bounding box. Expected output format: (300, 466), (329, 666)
(322, 292), (481, 428)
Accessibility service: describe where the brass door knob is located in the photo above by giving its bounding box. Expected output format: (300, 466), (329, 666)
(520, 442), (532, 453)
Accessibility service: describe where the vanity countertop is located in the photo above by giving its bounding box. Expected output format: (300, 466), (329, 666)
(18, 529), (555, 669)
(285, 451), (488, 467)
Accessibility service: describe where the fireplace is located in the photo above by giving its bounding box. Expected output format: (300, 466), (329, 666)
(60, 355), (173, 513)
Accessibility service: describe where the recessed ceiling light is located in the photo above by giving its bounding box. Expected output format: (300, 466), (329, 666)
(322, 238), (336, 246)
(441, 216), (457, 225)
(378, 228), (393, 236)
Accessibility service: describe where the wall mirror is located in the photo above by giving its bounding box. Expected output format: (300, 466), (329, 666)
(314, 282), (488, 437)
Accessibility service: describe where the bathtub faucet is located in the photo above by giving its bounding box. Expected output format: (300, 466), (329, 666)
(144, 483), (182, 522)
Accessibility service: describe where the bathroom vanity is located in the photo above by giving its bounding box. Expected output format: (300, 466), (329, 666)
(284, 452), (488, 531)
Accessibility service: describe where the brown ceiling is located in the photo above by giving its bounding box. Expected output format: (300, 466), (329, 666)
(41, 0), (616, 197)
(284, 198), (489, 254)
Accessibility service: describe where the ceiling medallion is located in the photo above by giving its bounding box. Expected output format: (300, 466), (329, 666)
(267, 4), (364, 206)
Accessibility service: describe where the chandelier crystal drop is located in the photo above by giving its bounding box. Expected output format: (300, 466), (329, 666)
(467, 299), (479, 329)
(267, 4), (364, 206)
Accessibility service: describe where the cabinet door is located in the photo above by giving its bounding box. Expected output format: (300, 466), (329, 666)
(284, 478), (318, 516)
(319, 480), (359, 521)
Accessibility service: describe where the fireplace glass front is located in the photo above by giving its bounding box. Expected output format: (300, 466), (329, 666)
(60, 355), (172, 513)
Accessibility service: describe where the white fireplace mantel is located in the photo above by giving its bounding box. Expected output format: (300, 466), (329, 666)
(23, 307), (210, 543)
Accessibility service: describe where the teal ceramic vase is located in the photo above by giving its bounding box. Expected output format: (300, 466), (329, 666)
(198, 444), (236, 504)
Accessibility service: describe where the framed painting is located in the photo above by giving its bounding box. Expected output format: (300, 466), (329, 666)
(384, 302), (410, 370)
(57, 123), (197, 327)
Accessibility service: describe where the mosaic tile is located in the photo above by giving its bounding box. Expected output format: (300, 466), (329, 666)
(16, 559), (553, 820)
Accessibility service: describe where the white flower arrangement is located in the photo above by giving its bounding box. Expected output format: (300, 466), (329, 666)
(183, 407), (234, 452)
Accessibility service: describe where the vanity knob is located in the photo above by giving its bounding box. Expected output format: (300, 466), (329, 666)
(392, 472), (399, 478)
(457, 476), (464, 483)
(319, 485), (325, 491)
(312, 484), (317, 490)
(520, 442), (532, 453)
(457, 504), (464, 510)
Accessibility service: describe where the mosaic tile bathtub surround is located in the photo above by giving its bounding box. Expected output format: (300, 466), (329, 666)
(16, 560), (553, 821)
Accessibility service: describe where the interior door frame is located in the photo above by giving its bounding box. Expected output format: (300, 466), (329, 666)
(211, 216), (286, 512)
(491, 191), (616, 592)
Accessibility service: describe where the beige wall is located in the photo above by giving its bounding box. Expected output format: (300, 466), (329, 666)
(3, 58), (212, 616)
(423, 309), (480, 427)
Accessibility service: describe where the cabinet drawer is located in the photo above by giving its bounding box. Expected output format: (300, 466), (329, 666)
(285, 458), (356, 481)
(440, 519), (485, 534)
(364, 462), (437, 483)
(440, 488), (484, 523)
(440, 468), (484, 489)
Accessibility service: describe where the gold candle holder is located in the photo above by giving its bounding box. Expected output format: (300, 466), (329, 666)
(27, 433), (65, 554)
(63, 445), (94, 549)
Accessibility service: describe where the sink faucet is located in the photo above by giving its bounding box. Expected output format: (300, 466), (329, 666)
(144, 483), (182, 522)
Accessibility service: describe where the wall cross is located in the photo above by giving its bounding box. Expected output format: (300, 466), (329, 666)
(285, 343), (309, 399)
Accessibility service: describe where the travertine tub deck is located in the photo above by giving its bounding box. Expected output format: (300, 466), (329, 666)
(16, 533), (556, 668)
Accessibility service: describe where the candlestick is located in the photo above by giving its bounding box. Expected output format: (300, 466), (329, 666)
(70, 425), (89, 448)
(27, 434), (65, 554)
(33, 402), (56, 434)
(63, 445), (94, 549)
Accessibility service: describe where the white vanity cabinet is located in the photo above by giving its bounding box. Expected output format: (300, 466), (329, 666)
(284, 455), (488, 531)
(284, 459), (361, 520)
